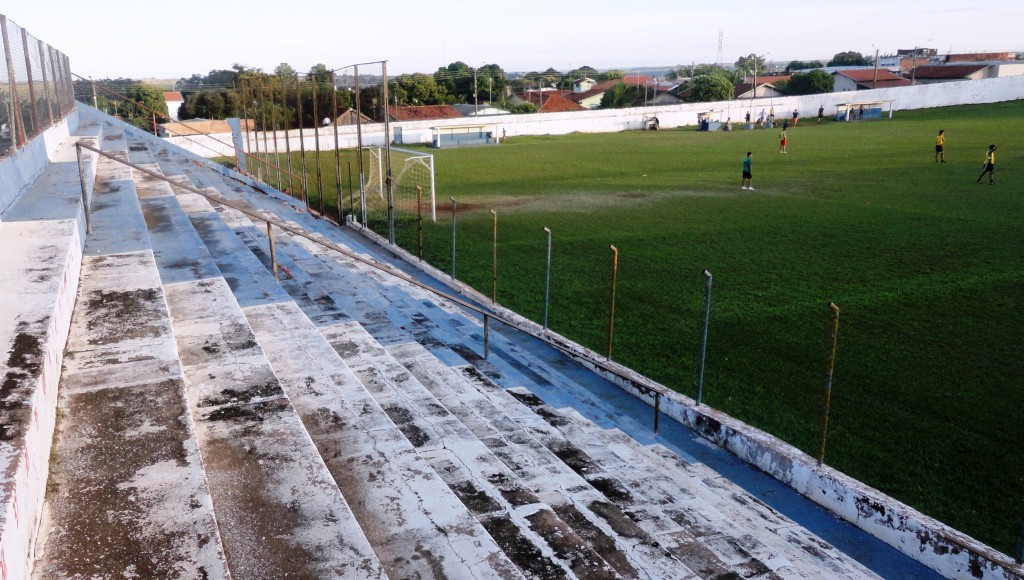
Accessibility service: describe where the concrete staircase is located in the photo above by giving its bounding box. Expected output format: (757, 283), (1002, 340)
(104, 127), (889, 579)
(2, 107), (973, 578)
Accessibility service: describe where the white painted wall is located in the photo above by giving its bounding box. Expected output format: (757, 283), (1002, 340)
(164, 75), (1024, 159)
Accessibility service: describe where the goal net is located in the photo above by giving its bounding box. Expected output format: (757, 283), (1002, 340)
(361, 147), (436, 233)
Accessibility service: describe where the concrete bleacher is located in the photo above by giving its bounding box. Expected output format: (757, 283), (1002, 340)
(2, 104), (1020, 578)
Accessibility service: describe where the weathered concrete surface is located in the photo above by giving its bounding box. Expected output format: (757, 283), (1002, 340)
(128, 144), (391, 578)
(33, 139), (229, 578)
(0, 220), (80, 580)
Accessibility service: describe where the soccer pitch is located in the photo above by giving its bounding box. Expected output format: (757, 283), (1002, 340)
(385, 100), (1024, 555)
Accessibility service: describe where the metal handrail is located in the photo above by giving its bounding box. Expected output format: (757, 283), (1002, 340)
(74, 140), (672, 424)
(73, 74), (306, 189)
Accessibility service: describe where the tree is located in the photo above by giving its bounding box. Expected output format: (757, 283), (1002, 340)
(434, 62), (474, 102)
(828, 51), (869, 66)
(597, 69), (624, 81)
(734, 54), (767, 75)
(785, 60), (824, 72)
(688, 73), (734, 102)
(784, 70), (835, 95)
(391, 73), (450, 106)
(476, 64), (508, 102)
(600, 83), (643, 108)
(274, 63), (296, 80)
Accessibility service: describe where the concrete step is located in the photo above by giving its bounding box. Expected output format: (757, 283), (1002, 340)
(0, 220), (81, 580)
(32, 140), (231, 578)
(330, 326), (629, 579)
(509, 389), (879, 579)
(389, 342), (697, 580)
(145, 150), (523, 579)
(127, 142), (390, 578)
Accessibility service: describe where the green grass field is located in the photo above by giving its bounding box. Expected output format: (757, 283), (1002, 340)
(240, 101), (1024, 554)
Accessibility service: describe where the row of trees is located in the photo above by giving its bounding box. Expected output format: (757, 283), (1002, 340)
(77, 49), (865, 130)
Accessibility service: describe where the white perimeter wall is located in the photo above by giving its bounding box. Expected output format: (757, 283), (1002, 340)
(166, 75), (1024, 159)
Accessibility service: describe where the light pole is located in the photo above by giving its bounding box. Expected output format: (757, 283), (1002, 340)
(543, 227), (552, 330)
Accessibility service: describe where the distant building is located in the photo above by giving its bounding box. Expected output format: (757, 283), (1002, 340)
(911, 62), (1024, 83)
(158, 118), (253, 138)
(946, 52), (1016, 63)
(330, 109), (375, 126)
(736, 75), (791, 99)
(832, 68), (912, 91)
(163, 92), (184, 121)
(388, 105), (463, 122)
(451, 104), (511, 117)
(513, 91), (586, 113)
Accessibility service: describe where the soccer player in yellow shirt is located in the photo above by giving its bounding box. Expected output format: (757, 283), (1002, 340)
(935, 130), (945, 163)
(976, 145), (997, 184)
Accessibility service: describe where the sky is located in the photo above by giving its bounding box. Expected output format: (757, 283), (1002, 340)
(7, 1), (1023, 81)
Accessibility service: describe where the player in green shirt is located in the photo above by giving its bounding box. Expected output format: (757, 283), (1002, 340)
(741, 152), (755, 190)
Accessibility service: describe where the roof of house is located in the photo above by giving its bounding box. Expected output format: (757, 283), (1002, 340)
(834, 68), (913, 88)
(565, 80), (619, 104)
(517, 92), (587, 113)
(389, 105), (464, 121)
(911, 65), (989, 79)
(331, 109), (375, 126)
(621, 75), (656, 85)
(163, 91), (184, 102)
(160, 119), (252, 135)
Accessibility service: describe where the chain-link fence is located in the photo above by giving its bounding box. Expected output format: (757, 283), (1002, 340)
(0, 14), (74, 157)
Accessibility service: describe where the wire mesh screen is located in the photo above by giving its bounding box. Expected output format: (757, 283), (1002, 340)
(0, 14), (73, 157)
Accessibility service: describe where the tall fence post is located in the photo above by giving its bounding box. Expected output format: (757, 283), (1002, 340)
(267, 222), (279, 281)
(1, 15), (27, 148)
(490, 209), (498, 303)
(20, 27), (40, 138)
(608, 244), (619, 360)
(543, 227), (552, 330)
(818, 302), (841, 466)
(450, 197), (457, 279)
(696, 269), (713, 406)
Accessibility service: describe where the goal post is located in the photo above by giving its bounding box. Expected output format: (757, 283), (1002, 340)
(361, 146), (436, 231)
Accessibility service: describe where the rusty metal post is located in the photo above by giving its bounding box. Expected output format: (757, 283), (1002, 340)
(490, 209), (498, 302)
(151, 112), (157, 136)
(696, 269), (713, 406)
(280, 77), (295, 196)
(270, 80), (281, 188)
(267, 222), (279, 280)
(543, 227), (552, 330)
(607, 244), (619, 360)
(295, 74), (308, 205)
(20, 28), (40, 138)
(654, 392), (661, 434)
(483, 314), (490, 359)
(36, 39), (53, 126)
(311, 74), (324, 216)
(75, 143), (92, 235)
(1, 16), (27, 147)
(382, 61), (395, 245)
(818, 302), (841, 466)
(47, 46), (62, 120)
(260, 80), (271, 177)
(450, 197), (457, 279)
(332, 72), (343, 222)
(354, 64), (367, 227)
(348, 161), (355, 218)
(417, 186), (424, 260)
(241, 80), (253, 173)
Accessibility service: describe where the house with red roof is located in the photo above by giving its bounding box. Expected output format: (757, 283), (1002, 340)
(388, 105), (463, 122)
(515, 91), (586, 113)
(832, 68), (912, 91)
(163, 91), (184, 120)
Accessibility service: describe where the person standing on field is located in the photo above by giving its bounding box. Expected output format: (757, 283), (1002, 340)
(976, 144), (997, 184)
(792, 108), (799, 126)
(935, 130), (946, 163)
(817, 105), (824, 124)
(741, 151), (755, 190)
(779, 127), (788, 153)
